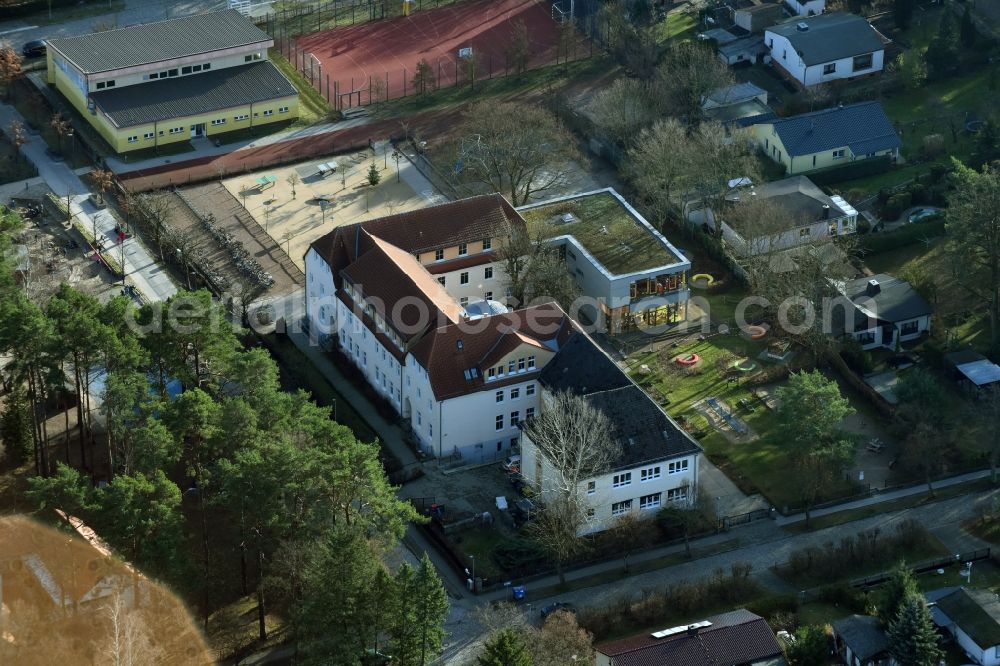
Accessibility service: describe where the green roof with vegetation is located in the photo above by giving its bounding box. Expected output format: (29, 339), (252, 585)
(519, 191), (684, 275)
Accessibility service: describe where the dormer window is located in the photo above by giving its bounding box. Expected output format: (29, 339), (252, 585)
(458, 243), (468, 256)
(435, 249), (444, 261)
(482, 238), (492, 250)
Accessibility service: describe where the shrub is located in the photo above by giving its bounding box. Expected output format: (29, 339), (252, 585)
(861, 214), (946, 254)
(746, 594), (799, 618)
(491, 539), (546, 573)
(816, 583), (869, 613)
(841, 337), (874, 374)
(929, 162), (952, 183)
(881, 192), (913, 220)
(809, 155), (893, 185)
(922, 133), (945, 158)
(907, 183), (927, 205)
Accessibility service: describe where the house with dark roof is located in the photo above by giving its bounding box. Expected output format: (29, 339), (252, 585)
(595, 609), (785, 666)
(701, 175), (858, 255)
(520, 330), (701, 532)
(764, 12), (889, 88)
(45, 10), (297, 154)
(928, 587), (1000, 666)
(751, 101), (901, 175)
(830, 273), (932, 350)
(831, 615), (893, 666)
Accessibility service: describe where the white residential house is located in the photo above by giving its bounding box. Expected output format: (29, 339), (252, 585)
(519, 332), (701, 534)
(830, 273), (932, 350)
(928, 587), (1000, 666)
(692, 175), (858, 256)
(303, 192), (697, 466)
(785, 0), (825, 15)
(765, 13), (888, 88)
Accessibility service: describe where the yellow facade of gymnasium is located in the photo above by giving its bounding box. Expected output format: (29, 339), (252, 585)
(47, 51), (299, 154)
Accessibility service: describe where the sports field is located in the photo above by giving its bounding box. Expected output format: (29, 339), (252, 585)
(294, 0), (566, 105)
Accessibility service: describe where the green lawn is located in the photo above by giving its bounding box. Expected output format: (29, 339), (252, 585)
(834, 163), (933, 198)
(269, 50), (332, 127)
(626, 335), (854, 509)
(651, 11), (697, 44)
(864, 236), (992, 353)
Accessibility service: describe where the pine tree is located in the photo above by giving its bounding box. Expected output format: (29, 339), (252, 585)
(1, 384), (34, 466)
(477, 629), (533, 666)
(960, 6), (976, 48)
(925, 13), (959, 80)
(893, 0), (914, 30)
(887, 594), (943, 665)
(877, 561), (919, 625)
(367, 162), (382, 186)
(390, 555), (449, 665)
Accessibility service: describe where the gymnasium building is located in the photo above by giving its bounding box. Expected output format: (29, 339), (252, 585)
(46, 9), (299, 154)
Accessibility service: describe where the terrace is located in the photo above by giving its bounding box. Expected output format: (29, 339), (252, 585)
(519, 189), (686, 276)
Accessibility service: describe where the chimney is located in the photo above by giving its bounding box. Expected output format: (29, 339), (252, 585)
(796, 21), (809, 31)
(866, 279), (880, 296)
(822, 204), (830, 219)
(687, 624), (701, 636)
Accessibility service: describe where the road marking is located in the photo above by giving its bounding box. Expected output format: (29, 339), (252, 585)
(0, 26), (38, 36)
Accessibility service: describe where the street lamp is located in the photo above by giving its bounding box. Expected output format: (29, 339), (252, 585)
(392, 150), (402, 183)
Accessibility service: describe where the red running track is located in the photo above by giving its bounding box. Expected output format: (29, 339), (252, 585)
(294, 0), (563, 104)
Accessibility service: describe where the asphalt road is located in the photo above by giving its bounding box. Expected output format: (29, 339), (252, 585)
(0, 0), (228, 48)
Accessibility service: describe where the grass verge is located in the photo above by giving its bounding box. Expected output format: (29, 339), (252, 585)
(269, 49), (332, 127)
(784, 477), (995, 534)
(528, 538), (741, 600)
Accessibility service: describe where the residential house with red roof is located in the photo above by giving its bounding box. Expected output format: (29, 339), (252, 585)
(595, 609), (785, 666)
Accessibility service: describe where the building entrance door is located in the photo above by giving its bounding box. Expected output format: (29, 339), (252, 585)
(191, 123), (206, 138)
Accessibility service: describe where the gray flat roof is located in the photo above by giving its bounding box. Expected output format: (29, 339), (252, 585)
(90, 61), (296, 128)
(48, 10), (271, 74)
(957, 360), (1000, 387)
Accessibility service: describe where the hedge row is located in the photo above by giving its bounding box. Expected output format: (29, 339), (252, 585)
(860, 214), (947, 254)
(808, 155), (893, 186)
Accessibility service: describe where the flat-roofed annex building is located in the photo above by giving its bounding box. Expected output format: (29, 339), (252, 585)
(46, 10), (298, 154)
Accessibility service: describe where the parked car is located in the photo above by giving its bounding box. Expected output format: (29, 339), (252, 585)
(21, 40), (46, 58)
(540, 602), (575, 620)
(907, 207), (940, 224)
(501, 454), (521, 472)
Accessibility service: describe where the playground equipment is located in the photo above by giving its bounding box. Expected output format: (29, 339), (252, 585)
(675, 354), (701, 366)
(732, 359), (757, 372)
(746, 325), (767, 340)
(690, 273), (715, 289)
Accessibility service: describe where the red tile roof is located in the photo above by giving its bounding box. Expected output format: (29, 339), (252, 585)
(410, 302), (573, 400)
(341, 233), (464, 341)
(597, 610), (782, 666)
(309, 194), (523, 266)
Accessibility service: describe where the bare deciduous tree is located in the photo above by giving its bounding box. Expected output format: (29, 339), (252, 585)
(533, 607), (596, 666)
(0, 47), (23, 102)
(101, 591), (164, 666)
(587, 77), (657, 146)
(92, 168), (115, 205)
(137, 190), (175, 260)
(506, 20), (531, 76)
(285, 172), (300, 199)
(448, 102), (583, 206)
(655, 41), (735, 125)
(523, 390), (619, 583)
(626, 118), (692, 222)
(412, 59), (436, 95)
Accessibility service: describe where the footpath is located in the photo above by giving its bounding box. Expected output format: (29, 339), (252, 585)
(0, 102), (178, 303)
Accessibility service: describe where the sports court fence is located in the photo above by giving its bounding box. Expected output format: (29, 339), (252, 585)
(281, 19), (598, 110)
(254, 0), (471, 40)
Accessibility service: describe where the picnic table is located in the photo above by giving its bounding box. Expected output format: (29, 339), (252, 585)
(316, 160), (339, 177)
(255, 175), (277, 190)
(866, 438), (885, 453)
